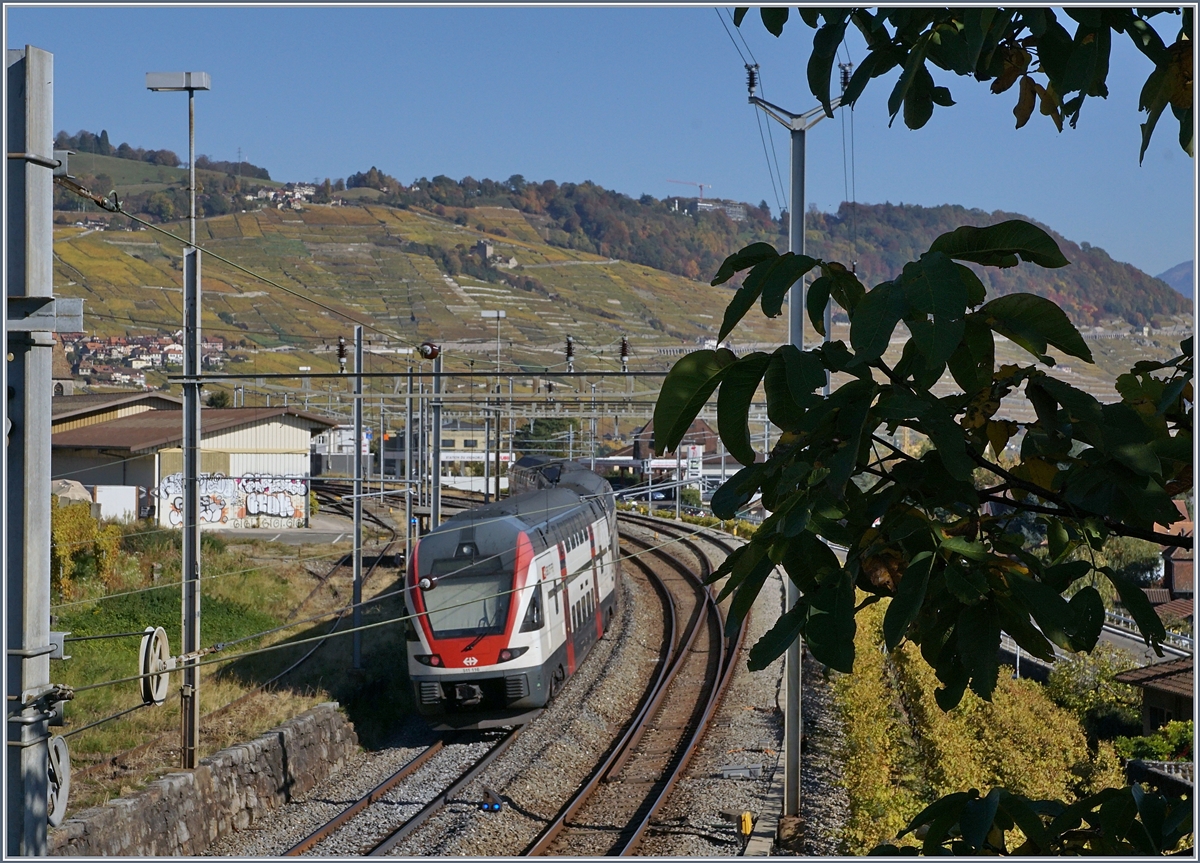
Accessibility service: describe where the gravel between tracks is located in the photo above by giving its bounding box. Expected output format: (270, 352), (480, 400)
(636, 529), (788, 856)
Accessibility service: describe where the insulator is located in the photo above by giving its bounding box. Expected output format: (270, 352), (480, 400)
(566, 336), (575, 359)
(746, 64), (759, 97)
(839, 61), (853, 95)
(619, 335), (630, 359)
(336, 336), (346, 360)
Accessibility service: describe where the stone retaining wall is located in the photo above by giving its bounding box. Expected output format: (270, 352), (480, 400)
(49, 702), (359, 856)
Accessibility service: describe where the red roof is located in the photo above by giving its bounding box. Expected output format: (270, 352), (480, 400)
(1156, 598), (1194, 623)
(1143, 587), (1173, 605)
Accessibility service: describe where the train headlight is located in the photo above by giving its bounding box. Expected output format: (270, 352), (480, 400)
(414, 654), (444, 667)
(497, 647), (528, 663)
(418, 576), (437, 591)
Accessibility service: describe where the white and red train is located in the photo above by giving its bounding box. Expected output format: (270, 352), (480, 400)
(404, 458), (619, 728)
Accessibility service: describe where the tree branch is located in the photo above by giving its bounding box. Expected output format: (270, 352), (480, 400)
(981, 494), (1193, 550)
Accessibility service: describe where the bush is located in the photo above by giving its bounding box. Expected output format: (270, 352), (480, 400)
(1115, 720), (1194, 761)
(1046, 643), (1142, 739)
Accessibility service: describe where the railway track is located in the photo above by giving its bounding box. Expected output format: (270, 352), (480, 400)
(281, 729), (520, 856)
(522, 513), (744, 856)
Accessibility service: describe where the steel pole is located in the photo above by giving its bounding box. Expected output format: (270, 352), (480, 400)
(352, 326), (363, 669)
(675, 447), (682, 520)
(189, 88), (196, 248)
(6, 46), (54, 854)
(431, 354), (442, 529)
(784, 125), (805, 819)
(484, 414), (492, 504)
(180, 249), (202, 769)
(405, 366), (413, 562)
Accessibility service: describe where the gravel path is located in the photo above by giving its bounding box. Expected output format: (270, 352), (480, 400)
(800, 651), (850, 856)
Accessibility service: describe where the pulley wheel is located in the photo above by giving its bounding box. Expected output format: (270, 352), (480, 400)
(139, 626), (170, 706)
(47, 735), (70, 828)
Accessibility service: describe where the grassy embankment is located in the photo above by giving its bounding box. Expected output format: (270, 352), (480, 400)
(52, 514), (412, 818)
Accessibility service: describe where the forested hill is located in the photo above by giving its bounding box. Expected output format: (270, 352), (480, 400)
(375, 173), (1185, 328)
(801, 202), (1189, 328)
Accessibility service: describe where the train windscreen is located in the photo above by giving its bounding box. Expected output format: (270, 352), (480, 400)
(423, 557), (511, 639)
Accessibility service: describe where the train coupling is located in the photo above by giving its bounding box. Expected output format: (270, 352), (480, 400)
(453, 683), (484, 706)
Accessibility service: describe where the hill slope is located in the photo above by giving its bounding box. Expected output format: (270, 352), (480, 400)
(1156, 260), (1194, 298)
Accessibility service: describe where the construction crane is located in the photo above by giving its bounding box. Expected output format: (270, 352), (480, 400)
(667, 180), (711, 199)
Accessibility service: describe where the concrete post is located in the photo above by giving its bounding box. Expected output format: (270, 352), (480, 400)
(352, 327), (363, 669)
(180, 249), (202, 769)
(5, 45), (54, 856)
(431, 355), (442, 529)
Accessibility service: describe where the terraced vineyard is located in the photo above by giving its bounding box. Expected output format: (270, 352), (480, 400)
(53, 202), (784, 378)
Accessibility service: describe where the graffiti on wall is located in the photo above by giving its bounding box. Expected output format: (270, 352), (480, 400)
(155, 473), (308, 529)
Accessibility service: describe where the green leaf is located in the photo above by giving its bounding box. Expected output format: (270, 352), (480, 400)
(883, 551), (934, 650)
(807, 275), (832, 336)
(928, 219), (1070, 269)
(981, 293), (1094, 363)
(959, 788), (1003, 849)
(719, 254), (789, 341)
(850, 281), (907, 362)
(941, 536), (988, 560)
(726, 553), (776, 638)
(763, 351), (806, 431)
(808, 17), (849, 118)
(747, 600), (805, 671)
(1009, 573), (1089, 652)
(1067, 586), (1105, 654)
(997, 794), (1051, 851)
(805, 572), (856, 672)
(760, 253), (820, 318)
(712, 241), (779, 286)
(782, 345), (827, 405)
(903, 63), (936, 130)
(711, 464), (765, 519)
(901, 252), (970, 367)
(717, 352), (772, 465)
(956, 263), (988, 306)
(947, 315), (995, 393)
(732, 7), (748, 27)
(888, 31), (932, 124)
(652, 349), (736, 455)
(1045, 517), (1070, 562)
(994, 596), (1057, 662)
(916, 400), (975, 480)
(1101, 567), (1167, 651)
(760, 6), (788, 37)
(944, 560), (989, 605)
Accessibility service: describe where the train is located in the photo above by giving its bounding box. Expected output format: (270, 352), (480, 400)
(404, 457), (619, 729)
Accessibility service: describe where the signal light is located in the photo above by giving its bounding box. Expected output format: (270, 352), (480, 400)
(414, 654), (443, 667)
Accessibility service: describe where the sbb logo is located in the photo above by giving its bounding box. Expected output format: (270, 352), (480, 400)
(462, 656), (478, 666)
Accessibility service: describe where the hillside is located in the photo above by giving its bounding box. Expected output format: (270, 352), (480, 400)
(59, 150), (1188, 332)
(801, 202), (1190, 329)
(1156, 260), (1194, 298)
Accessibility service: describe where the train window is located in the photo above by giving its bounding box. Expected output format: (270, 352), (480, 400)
(520, 584), (544, 632)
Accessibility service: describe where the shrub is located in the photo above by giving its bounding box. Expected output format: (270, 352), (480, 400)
(1046, 643), (1142, 739)
(1115, 720), (1195, 761)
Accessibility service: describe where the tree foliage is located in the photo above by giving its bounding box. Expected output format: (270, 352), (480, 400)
(872, 782), (1193, 855)
(735, 7), (1194, 163)
(653, 219), (1193, 711)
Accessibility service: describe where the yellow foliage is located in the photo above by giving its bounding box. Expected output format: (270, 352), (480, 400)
(834, 602), (924, 853)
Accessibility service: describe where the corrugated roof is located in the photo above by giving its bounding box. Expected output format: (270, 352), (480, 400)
(1114, 657), (1194, 698)
(51, 392), (181, 418)
(52, 407), (337, 454)
(1143, 587), (1173, 605)
(1156, 598), (1194, 622)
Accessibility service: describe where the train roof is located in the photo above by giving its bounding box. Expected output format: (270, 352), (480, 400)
(434, 488), (583, 534)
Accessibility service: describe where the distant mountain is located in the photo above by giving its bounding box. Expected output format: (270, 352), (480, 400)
(1155, 260), (1194, 298)
(365, 176), (1188, 329)
(801, 203), (1190, 328)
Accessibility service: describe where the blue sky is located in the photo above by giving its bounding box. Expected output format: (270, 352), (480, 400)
(6, 5), (1196, 276)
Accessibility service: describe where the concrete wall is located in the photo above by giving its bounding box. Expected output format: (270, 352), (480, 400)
(49, 702), (358, 857)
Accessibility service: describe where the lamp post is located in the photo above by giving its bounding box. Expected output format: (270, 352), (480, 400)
(749, 83), (839, 820)
(146, 70), (209, 770)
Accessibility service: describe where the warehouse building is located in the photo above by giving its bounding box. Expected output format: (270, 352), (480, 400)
(52, 406), (337, 529)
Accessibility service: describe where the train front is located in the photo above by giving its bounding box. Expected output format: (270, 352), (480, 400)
(404, 510), (546, 729)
